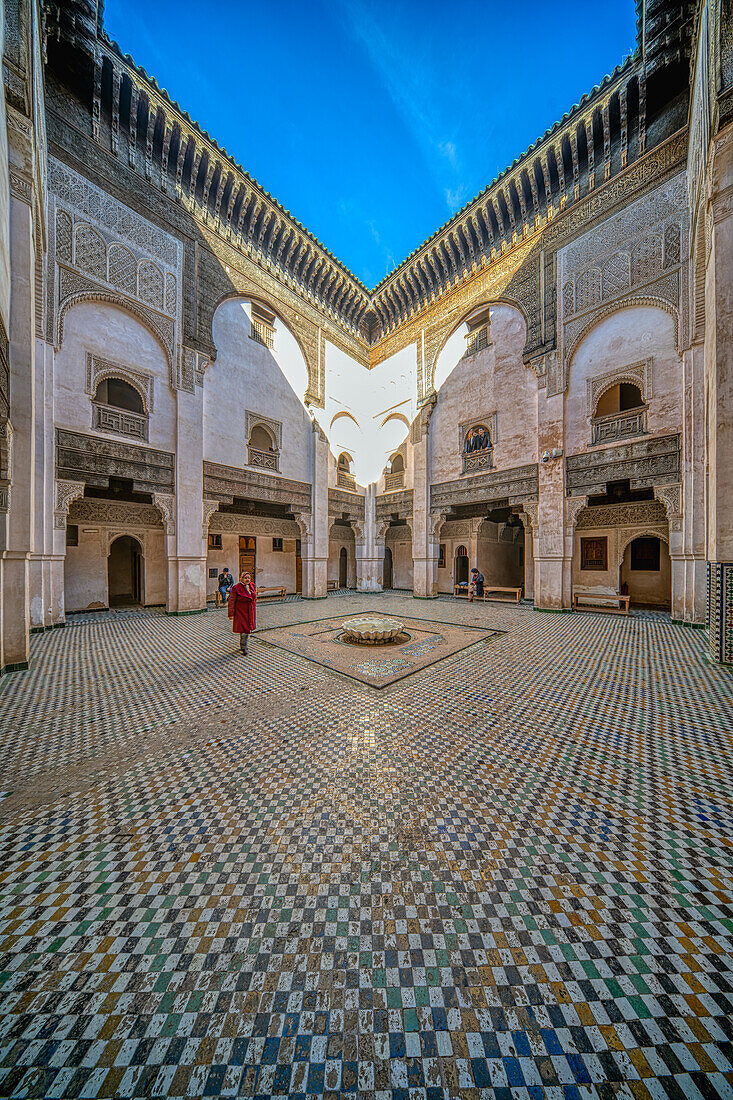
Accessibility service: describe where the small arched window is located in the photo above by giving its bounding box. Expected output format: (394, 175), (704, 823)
(337, 453), (356, 490)
(464, 424), (492, 453)
(247, 423), (279, 471)
(92, 378), (148, 440)
(94, 378), (144, 413)
(388, 453), (404, 474)
(249, 424), (277, 452)
(338, 453), (351, 472)
(592, 382), (646, 445)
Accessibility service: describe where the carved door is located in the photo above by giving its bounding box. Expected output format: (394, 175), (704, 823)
(239, 536), (256, 580)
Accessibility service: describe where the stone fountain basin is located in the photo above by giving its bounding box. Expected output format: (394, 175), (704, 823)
(341, 616), (405, 645)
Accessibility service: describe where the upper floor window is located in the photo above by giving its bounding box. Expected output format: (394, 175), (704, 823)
(384, 452), (404, 492)
(247, 423), (279, 472)
(250, 303), (276, 349)
(591, 382), (646, 445)
(92, 378), (148, 441)
(464, 306), (491, 357)
(337, 452), (356, 491)
(462, 423), (493, 473)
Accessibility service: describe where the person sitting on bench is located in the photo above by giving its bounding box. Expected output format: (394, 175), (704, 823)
(217, 566), (233, 606)
(469, 567), (484, 602)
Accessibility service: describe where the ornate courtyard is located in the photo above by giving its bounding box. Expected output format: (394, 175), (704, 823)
(0, 594), (732, 1100)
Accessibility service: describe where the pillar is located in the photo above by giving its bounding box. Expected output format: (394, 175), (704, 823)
(167, 387), (206, 614)
(680, 344), (707, 623)
(520, 510), (535, 600)
(411, 398), (438, 597)
(302, 419), (329, 598)
(356, 483), (382, 591)
(705, 123), (733, 662)
(534, 387), (567, 610)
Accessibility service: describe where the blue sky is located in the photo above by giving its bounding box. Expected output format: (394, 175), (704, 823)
(105, 1), (638, 288)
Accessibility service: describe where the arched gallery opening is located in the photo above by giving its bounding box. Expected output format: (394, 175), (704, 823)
(620, 535), (671, 609)
(108, 535), (144, 607)
(339, 547), (348, 588)
(383, 546), (393, 589)
(328, 520), (356, 589)
(454, 545), (469, 588)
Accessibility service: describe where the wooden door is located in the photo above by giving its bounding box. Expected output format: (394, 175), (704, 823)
(239, 535), (256, 580)
(295, 538), (302, 594)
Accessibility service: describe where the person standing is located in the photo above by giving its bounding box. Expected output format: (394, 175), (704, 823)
(469, 567), (484, 602)
(217, 566), (233, 607)
(228, 570), (257, 654)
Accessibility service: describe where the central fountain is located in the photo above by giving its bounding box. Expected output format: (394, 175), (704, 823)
(341, 616), (405, 645)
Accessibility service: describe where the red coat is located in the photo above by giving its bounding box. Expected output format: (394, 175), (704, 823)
(228, 582), (256, 634)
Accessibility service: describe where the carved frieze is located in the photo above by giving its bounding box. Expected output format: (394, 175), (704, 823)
(203, 461), (312, 512)
(575, 500), (668, 528)
(431, 463), (539, 512)
(55, 429), (175, 494)
(68, 498), (164, 528)
(328, 488), (366, 521)
(565, 433), (680, 495)
(376, 489), (414, 523)
(208, 513), (301, 537)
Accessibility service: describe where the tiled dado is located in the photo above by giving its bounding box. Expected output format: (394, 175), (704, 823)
(0, 594), (732, 1099)
(707, 561), (733, 664)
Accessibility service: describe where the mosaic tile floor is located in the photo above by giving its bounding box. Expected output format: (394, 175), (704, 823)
(0, 594), (732, 1100)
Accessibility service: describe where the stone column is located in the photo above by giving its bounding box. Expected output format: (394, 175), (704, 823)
(29, 340), (56, 630)
(520, 508), (535, 600)
(302, 420), (329, 598)
(411, 397), (438, 598)
(51, 480), (85, 624)
(705, 123), (733, 662)
(356, 483), (382, 591)
(1, 183), (36, 670)
(655, 484), (685, 621)
(534, 389), (567, 610)
(563, 496), (586, 607)
(680, 343), (707, 623)
(168, 387), (206, 614)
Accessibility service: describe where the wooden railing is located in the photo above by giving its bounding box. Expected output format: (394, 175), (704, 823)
(337, 470), (357, 490)
(248, 445), (279, 471)
(93, 402), (148, 441)
(384, 471), (404, 492)
(462, 449), (493, 474)
(591, 408), (646, 445)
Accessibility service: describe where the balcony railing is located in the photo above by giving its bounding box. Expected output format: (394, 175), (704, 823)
(384, 471), (404, 492)
(591, 408), (646, 445)
(337, 470), (357, 490)
(248, 445), (279, 471)
(250, 317), (275, 349)
(462, 449), (493, 474)
(93, 402), (148, 441)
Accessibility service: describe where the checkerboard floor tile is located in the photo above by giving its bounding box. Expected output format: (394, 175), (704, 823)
(1, 593), (732, 1099)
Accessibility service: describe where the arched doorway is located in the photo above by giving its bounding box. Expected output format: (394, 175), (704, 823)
(339, 547), (348, 588)
(455, 544), (469, 587)
(383, 546), (393, 589)
(620, 535), (670, 609)
(108, 535), (143, 606)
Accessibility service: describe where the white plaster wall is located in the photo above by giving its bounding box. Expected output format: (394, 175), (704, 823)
(205, 299), (312, 482)
(566, 306), (683, 454)
(0, 6), (10, 335)
(64, 524), (166, 611)
(323, 342), (415, 486)
(430, 305), (537, 481)
(54, 302), (177, 451)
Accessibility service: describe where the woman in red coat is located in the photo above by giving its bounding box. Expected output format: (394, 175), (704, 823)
(227, 570), (257, 654)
